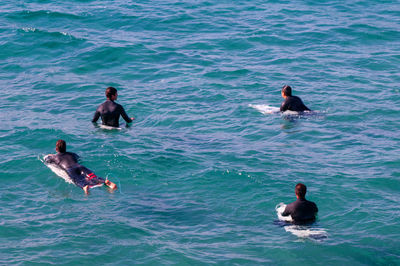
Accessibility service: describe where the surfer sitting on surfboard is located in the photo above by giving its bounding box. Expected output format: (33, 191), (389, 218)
(280, 85), (311, 112)
(92, 86), (134, 128)
(45, 140), (117, 195)
(281, 183), (318, 224)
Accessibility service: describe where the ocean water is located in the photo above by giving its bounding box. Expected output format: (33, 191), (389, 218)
(1, 0), (400, 264)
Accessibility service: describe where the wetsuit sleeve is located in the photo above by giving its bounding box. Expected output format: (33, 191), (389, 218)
(280, 101), (289, 112)
(119, 105), (133, 123)
(92, 106), (101, 123)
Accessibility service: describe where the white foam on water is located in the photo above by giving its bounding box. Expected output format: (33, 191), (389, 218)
(22, 27), (36, 32)
(249, 104), (280, 115)
(275, 202), (328, 240)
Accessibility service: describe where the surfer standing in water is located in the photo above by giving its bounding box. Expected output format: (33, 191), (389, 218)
(45, 140), (117, 195)
(282, 183), (318, 224)
(92, 86), (134, 128)
(280, 85), (311, 112)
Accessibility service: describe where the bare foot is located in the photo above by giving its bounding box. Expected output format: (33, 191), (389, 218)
(105, 180), (117, 191)
(83, 185), (90, 195)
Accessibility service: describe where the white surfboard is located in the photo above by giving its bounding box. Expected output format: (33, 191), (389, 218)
(99, 124), (122, 130)
(276, 203), (327, 241)
(249, 104), (280, 114)
(250, 104), (317, 117)
(42, 155), (73, 183)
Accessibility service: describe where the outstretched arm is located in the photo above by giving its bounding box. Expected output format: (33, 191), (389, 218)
(120, 106), (133, 123)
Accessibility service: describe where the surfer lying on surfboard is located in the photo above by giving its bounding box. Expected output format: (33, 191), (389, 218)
(45, 139), (117, 195)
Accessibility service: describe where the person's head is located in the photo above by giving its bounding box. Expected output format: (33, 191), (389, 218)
(105, 87), (118, 100)
(281, 85), (292, 98)
(295, 183), (307, 199)
(56, 139), (66, 153)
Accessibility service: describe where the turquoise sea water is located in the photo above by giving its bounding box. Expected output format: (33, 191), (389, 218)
(1, 0), (400, 264)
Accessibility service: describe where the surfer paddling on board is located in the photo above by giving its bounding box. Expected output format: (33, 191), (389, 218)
(45, 140), (117, 195)
(92, 87), (134, 128)
(280, 85), (311, 112)
(281, 183), (318, 224)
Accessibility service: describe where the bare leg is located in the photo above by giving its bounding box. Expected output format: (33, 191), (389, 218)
(83, 185), (90, 195)
(105, 180), (117, 191)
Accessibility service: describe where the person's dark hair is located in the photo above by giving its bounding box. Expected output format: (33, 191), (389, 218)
(282, 85), (292, 96)
(56, 139), (66, 153)
(295, 183), (307, 199)
(105, 87), (117, 99)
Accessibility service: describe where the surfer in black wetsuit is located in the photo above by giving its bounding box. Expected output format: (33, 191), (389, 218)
(45, 140), (117, 195)
(282, 183), (318, 224)
(280, 85), (311, 112)
(92, 87), (134, 128)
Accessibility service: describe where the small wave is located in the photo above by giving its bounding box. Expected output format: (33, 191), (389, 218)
(203, 68), (250, 79)
(8, 10), (85, 21)
(19, 27), (76, 39)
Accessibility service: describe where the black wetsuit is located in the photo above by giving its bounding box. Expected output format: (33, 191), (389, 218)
(282, 198), (318, 224)
(280, 96), (310, 112)
(92, 100), (132, 127)
(45, 152), (105, 189)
